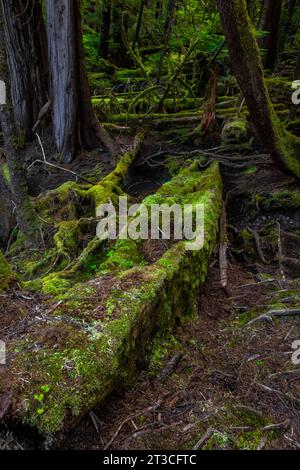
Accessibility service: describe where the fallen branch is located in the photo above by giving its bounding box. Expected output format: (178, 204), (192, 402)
(269, 309), (300, 317)
(247, 314), (275, 327)
(219, 201), (228, 288)
(158, 352), (183, 382)
(192, 427), (215, 450)
(248, 227), (270, 265)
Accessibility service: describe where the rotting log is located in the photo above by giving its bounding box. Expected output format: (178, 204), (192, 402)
(0, 162), (222, 434)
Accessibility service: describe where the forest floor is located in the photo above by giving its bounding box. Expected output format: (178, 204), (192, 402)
(1, 139), (300, 450)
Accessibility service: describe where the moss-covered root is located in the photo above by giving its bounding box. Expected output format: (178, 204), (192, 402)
(15, 133), (145, 280)
(221, 118), (248, 145)
(0, 250), (15, 290)
(88, 132), (144, 206)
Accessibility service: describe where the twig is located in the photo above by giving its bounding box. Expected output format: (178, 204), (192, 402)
(104, 401), (162, 450)
(247, 314), (275, 327)
(192, 427), (215, 450)
(255, 382), (300, 405)
(268, 369), (300, 379)
(248, 227), (270, 265)
(270, 309), (300, 317)
(263, 419), (291, 432)
(277, 222), (286, 281)
(28, 133), (93, 185)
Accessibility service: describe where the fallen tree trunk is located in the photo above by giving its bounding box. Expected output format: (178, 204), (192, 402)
(0, 162), (222, 434)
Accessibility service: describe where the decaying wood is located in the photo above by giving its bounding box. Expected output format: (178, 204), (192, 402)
(158, 352), (184, 382)
(192, 427), (215, 450)
(219, 201), (228, 288)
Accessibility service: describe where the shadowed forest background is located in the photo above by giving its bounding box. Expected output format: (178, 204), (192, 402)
(0, 0), (300, 451)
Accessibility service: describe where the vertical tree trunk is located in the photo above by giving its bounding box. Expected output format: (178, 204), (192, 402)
(99, 0), (111, 59)
(258, 0), (283, 70)
(283, 0), (298, 46)
(155, 0), (162, 19)
(0, 10), (40, 244)
(157, 0), (177, 81)
(0, 0), (49, 140)
(132, 0), (145, 50)
(217, 0), (300, 178)
(46, 0), (115, 163)
(111, 1), (128, 67)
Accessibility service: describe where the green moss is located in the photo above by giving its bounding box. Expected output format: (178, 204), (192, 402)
(221, 118), (248, 145)
(0, 250), (15, 290)
(260, 189), (300, 211)
(100, 239), (146, 274)
(148, 334), (180, 377)
(0, 162), (11, 185)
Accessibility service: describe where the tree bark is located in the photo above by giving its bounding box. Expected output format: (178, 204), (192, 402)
(0, 0), (49, 140)
(46, 0), (116, 163)
(258, 0), (283, 70)
(111, 1), (128, 67)
(157, 0), (177, 81)
(155, 0), (162, 20)
(283, 0), (298, 46)
(0, 10), (40, 244)
(99, 0), (111, 59)
(132, 0), (145, 50)
(217, 0), (300, 178)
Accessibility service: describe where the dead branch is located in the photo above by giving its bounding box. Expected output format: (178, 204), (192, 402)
(158, 352), (184, 382)
(219, 201), (228, 288)
(192, 427), (215, 450)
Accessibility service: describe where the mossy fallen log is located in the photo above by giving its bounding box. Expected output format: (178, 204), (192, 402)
(0, 162), (222, 434)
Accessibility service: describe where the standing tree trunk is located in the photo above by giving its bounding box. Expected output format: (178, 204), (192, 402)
(0, 10), (40, 245)
(217, 0), (300, 178)
(283, 0), (298, 47)
(0, 0), (49, 140)
(258, 0), (283, 70)
(111, 1), (128, 67)
(132, 0), (145, 50)
(99, 0), (111, 59)
(46, 0), (116, 163)
(157, 0), (177, 81)
(155, 0), (162, 20)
